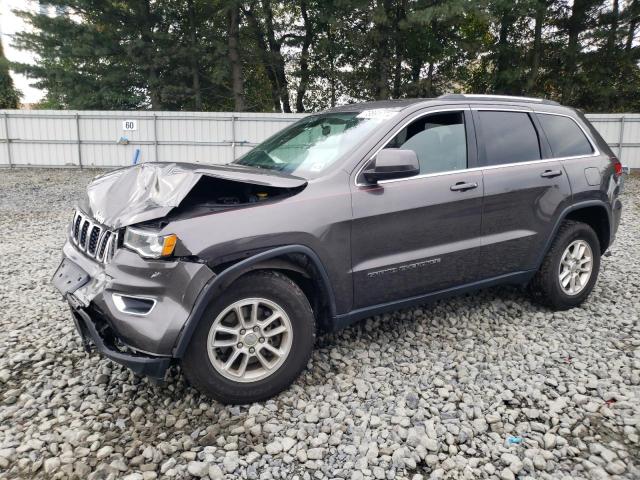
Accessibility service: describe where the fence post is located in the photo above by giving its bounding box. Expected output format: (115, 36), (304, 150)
(617, 115), (626, 160)
(75, 113), (83, 169)
(3, 112), (11, 168)
(231, 114), (237, 161)
(153, 113), (159, 162)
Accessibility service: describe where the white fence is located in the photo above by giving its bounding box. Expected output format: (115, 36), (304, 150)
(583, 114), (640, 169)
(0, 110), (306, 168)
(0, 110), (638, 169)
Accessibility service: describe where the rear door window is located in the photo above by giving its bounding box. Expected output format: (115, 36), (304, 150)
(478, 111), (541, 166)
(537, 113), (594, 158)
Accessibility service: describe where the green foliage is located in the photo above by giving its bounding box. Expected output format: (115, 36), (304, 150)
(0, 41), (21, 108)
(11, 0), (640, 112)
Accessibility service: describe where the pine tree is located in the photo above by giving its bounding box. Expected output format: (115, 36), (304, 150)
(10, 0), (640, 112)
(0, 40), (20, 109)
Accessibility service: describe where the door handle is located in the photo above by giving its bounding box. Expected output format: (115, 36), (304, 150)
(450, 181), (478, 192)
(541, 169), (563, 178)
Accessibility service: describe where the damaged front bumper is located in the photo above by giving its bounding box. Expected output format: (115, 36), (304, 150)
(54, 239), (215, 379)
(69, 302), (171, 379)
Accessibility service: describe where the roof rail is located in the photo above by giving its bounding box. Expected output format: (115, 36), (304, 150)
(438, 93), (559, 106)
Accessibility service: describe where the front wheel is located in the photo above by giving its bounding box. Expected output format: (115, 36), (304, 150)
(181, 271), (315, 404)
(529, 220), (601, 310)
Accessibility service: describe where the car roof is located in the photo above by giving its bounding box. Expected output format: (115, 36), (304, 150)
(325, 94), (562, 114)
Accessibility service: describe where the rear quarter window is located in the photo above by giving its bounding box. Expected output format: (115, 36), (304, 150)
(537, 113), (594, 158)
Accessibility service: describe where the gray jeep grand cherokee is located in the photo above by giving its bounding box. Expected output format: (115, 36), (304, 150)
(53, 94), (623, 404)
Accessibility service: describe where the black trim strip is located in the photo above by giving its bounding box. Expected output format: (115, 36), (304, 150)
(332, 270), (535, 330)
(534, 200), (613, 265)
(172, 244), (337, 358)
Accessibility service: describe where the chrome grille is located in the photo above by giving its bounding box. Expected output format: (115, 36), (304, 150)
(97, 231), (112, 260)
(88, 225), (101, 254)
(79, 220), (90, 248)
(73, 215), (82, 238)
(70, 211), (117, 263)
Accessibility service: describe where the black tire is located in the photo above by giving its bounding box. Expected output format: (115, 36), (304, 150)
(181, 270), (315, 404)
(529, 220), (601, 310)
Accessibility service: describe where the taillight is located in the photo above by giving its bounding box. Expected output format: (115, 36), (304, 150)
(611, 157), (623, 177)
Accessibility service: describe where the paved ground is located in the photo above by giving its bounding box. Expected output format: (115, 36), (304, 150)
(0, 169), (638, 480)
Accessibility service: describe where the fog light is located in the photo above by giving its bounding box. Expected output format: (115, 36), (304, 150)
(112, 293), (156, 316)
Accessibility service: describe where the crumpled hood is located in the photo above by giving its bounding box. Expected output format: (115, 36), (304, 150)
(79, 162), (307, 229)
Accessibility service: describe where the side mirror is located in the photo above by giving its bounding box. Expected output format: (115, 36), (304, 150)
(363, 149), (420, 183)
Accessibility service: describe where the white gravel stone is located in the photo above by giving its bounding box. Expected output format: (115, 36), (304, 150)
(222, 454), (239, 473)
(282, 437), (297, 452)
(96, 446), (113, 460)
(208, 464), (224, 479)
(306, 448), (324, 460)
(265, 440), (283, 455)
(43, 457), (60, 474)
(0, 169), (639, 479)
(500, 467), (515, 480)
(123, 474), (143, 480)
(187, 461), (209, 477)
(543, 433), (557, 449)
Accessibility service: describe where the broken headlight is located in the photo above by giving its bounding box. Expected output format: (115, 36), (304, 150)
(123, 227), (177, 259)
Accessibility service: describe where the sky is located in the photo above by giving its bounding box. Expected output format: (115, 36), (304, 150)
(1, 0), (45, 104)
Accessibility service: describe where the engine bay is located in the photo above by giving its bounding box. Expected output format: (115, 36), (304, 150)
(185, 176), (300, 206)
(151, 175), (306, 226)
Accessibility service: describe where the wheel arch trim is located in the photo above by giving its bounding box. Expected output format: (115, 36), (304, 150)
(172, 244), (336, 358)
(536, 200), (612, 269)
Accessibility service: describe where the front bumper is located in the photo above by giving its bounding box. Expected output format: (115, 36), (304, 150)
(70, 302), (171, 379)
(57, 239), (215, 375)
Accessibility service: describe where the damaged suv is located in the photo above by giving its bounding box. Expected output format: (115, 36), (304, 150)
(54, 94), (623, 404)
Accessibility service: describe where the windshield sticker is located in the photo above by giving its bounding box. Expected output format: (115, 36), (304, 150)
(356, 109), (399, 120)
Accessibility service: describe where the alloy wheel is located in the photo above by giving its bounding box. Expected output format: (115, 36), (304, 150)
(558, 239), (593, 296)
(206, 298), (293, 382)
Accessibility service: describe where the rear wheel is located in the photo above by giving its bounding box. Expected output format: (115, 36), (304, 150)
(529, 220), (601, 310)
(181, 271), (315, 404)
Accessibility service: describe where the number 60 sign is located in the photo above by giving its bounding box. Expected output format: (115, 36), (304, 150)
(122, 120), (137, 131)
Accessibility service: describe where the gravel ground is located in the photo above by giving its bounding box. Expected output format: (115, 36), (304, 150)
(0, 168), (639, 480)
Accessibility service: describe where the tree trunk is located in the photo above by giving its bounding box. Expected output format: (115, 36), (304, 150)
(526, 0), (546, 94)
(562, 0), (589, 103)
(273, 56), (291, 113)
(606, 0), (620, 56)
(373, 0), (393, 100)
(627, 18), (637, 51)
(327, 23), (336, 107)
(295, 0), (312, 113)
(262, 0), (291, 112)
(425, 62), (434, 97)
(142, 0), (161, 110)
(392, 56), (402, 99)
(410, 59), (421, 84)
(494, 5), (514, 93)
(391, 0), (407, 99)
(227, 3), (245, 112)
(243, 4), (281, 111)
(187, 0), (202, 110)
(148, 69), (162, 110)
(408, 60), (421, 97)
(604, 0), (621, 110)
(626, 0), (637, 51)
